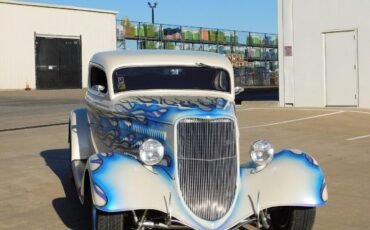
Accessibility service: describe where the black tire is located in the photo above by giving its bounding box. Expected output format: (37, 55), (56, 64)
(94, 209), (125, 230)
(268, 207), (316, 230)
(84, 180), (129, 230)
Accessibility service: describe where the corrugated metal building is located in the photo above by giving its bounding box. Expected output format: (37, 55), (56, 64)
(0, 0), (117, 90)
(278, 0), (370, 108)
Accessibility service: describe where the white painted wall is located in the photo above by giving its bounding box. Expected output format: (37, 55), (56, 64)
(279, 0), (370, 108)
(0, 0), (117, 89)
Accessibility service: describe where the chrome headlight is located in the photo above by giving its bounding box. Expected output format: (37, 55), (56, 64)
(250, 140), (274, 166)
(139, 139), (164, 166)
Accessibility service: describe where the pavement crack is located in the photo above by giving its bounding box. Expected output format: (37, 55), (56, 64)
(0, 122), (68, 133)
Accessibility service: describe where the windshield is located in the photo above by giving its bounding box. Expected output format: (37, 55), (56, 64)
(112, 66), (231, 93)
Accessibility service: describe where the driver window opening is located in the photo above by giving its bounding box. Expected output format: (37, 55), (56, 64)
(90, 66), (107, 94)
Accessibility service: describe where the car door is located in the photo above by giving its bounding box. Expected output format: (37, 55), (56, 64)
(86, 64), (113, 154)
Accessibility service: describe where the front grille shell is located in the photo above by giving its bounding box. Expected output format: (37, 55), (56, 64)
(175, 117), (238, 221)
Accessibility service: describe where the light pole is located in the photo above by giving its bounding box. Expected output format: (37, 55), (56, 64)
(147, 2), (158, 24)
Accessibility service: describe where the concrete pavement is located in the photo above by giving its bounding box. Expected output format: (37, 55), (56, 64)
(0, 89), (369, 229)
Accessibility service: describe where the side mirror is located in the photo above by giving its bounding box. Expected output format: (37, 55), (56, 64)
(235, 86), (244, 95)
(92, 85), (106, 93)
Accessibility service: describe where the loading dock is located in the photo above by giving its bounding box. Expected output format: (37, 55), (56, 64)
(35, 36), (82, 89)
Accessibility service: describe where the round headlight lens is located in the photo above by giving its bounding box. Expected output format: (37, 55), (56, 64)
(250, 140), (274, 166)
(139, 139), (164, 166)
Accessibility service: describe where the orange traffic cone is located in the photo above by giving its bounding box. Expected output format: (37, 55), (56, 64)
(25, 82), (31, 91)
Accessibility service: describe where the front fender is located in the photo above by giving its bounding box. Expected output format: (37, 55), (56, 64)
(242, 149), (328, 208)
(86, 150), (327, 230)
(220, 149), (328, 229)
(87, 152), (176, 211)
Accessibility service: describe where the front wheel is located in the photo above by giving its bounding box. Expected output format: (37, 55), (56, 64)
(267, 206), (316, 230)
(84, 185), (131, 230)
(93, 208), (126, 230)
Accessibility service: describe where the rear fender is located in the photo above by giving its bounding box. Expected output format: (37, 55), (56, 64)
(69, 108), (92, 161)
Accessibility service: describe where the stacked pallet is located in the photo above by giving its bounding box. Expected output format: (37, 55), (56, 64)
(226, 54), (251, 68)
(226, 53), (242, 62)
(269, 71), (279, 86)
(233, 61), (252, 68)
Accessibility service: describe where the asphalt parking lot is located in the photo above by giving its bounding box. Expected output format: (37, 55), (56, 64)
(0, 89), (369, 230)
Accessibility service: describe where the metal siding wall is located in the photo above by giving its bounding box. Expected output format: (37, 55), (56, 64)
(281, 0), (370, 108)
(279, 0), (295, 106)
(278, 0), (285, 107)
(0, 2), (116, 89)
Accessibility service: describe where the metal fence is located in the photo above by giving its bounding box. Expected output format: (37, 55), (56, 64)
(234, 67), (279, 88)
(116, 20), (279, 87)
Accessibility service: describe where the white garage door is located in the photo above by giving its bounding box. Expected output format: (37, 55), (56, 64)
(325, 30), (358, 106)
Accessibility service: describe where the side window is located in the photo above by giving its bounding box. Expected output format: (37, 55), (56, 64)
(90, 66), (108, 94)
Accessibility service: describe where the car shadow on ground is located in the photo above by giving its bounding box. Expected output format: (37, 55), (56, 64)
(40, 149), (91, 230)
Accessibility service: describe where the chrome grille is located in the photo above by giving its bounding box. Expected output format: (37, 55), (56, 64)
(177, 118), (237, 221)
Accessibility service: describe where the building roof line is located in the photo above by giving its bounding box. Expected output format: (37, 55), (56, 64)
(0, 0), (118, 15)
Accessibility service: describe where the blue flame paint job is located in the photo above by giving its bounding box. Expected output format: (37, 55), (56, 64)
(86, 96), (327, 229)
(273, 150), (325, 204)
(113, 96), (234, 124)
(88, 149), (327, 230)
(88, 96), (234, 178)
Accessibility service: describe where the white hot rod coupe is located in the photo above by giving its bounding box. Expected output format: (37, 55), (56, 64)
(69, 50), (328, 230)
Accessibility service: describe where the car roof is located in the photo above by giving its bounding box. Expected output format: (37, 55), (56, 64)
(90, 50), (233, 75)
(89, 50), (235, 101)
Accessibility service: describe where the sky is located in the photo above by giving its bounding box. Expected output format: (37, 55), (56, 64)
(20, 0), (278, 34)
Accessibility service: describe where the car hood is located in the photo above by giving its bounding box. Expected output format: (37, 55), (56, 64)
(112, 96), (235, 125)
